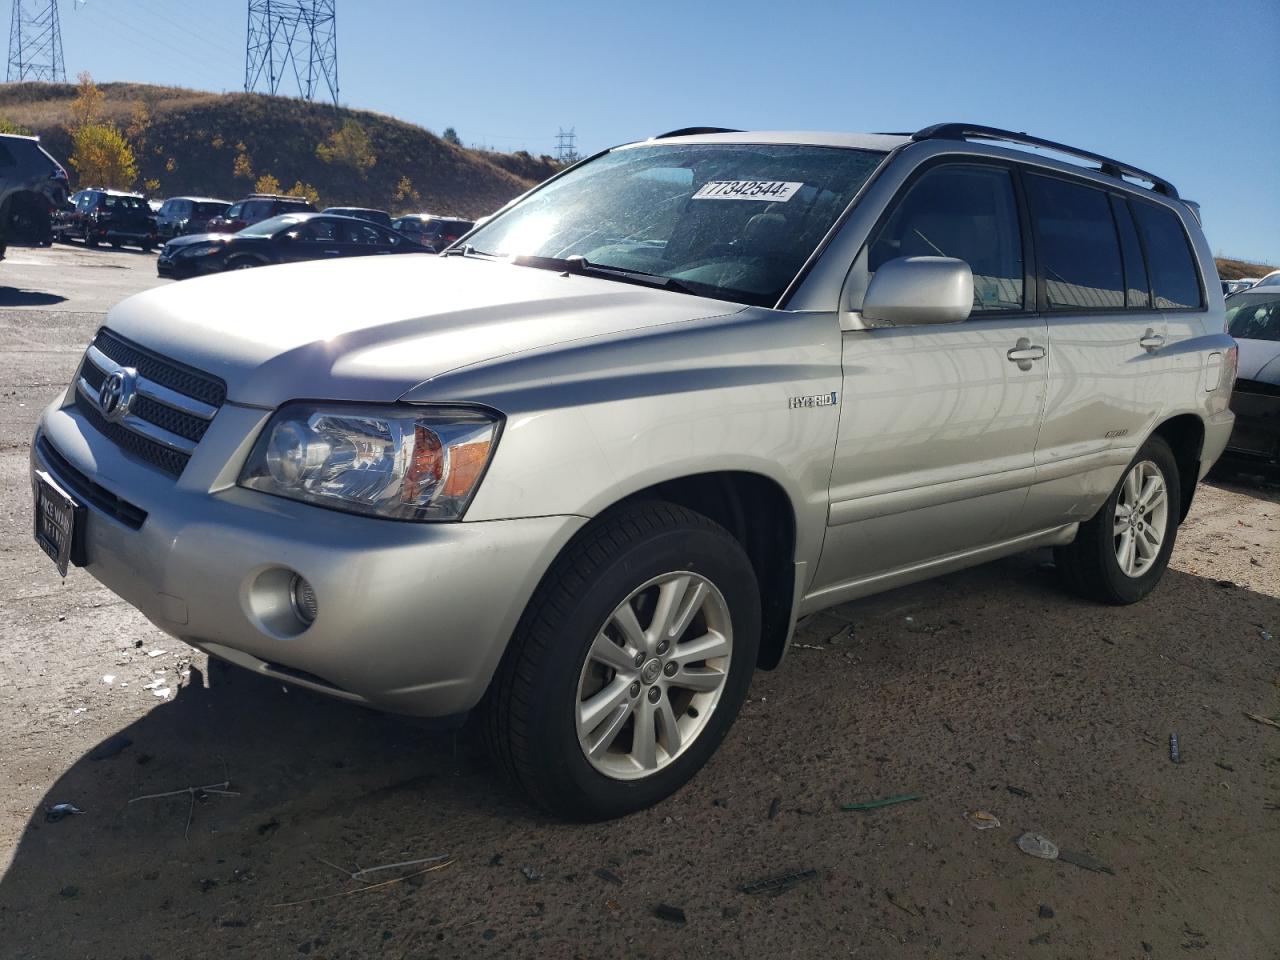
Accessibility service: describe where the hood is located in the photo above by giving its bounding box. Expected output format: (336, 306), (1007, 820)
(163, 232), (231, 249)
(1236, 336), (1280, 384)
(104, 255), (734, 407)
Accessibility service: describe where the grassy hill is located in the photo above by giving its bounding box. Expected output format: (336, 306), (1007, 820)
(0, 81), (561, 217)
(1215, 257), (1275, 281)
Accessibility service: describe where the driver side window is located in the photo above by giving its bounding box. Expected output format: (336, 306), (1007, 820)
(857, 164), (1026, 315)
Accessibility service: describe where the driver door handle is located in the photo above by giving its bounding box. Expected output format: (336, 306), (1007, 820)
(1140, 329), (1166, 352)
(1007, 338), (1046, 370)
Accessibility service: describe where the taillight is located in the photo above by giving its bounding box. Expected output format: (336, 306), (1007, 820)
(1224, 344), (1238, 389)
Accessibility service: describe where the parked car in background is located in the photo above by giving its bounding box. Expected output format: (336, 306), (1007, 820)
(321, 206), (392, 227)
(1253, 270), (1280, 289)
(157, 212), (429, 279)
(390, 213), (474, 251)
(33, 123), (1235, 820)
(1221, 288), (1280, 472)
(52, 188), (158, 250)
(1221, 278), (1257, 296)
(206, 194), (316, 233)
(156, 197), (231, 239)
(0, 132), (70, 252)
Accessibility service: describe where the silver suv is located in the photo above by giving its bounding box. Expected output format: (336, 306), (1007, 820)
(31, 123), (1236, 819)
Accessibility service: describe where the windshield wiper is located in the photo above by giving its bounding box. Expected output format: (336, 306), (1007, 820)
(511, 254), (697, 295)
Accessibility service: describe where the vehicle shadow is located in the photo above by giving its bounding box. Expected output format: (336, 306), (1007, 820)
(0, 287), (68, 307)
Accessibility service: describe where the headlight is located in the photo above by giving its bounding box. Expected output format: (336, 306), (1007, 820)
(178, 242), (223, 257)
(238, 404), (502, 521)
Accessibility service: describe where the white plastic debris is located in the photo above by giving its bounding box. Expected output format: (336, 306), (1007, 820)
(151, 687), (171, 699)
(1016, 832), (1059, 860)
(147, 649), (167, 658)
(102, 675), (115, 685)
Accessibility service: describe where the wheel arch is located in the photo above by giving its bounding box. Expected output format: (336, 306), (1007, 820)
(1150, 413), (1205, 521)
(614, 470), (799, 670)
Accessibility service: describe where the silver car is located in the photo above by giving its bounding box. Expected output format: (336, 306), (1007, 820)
(31, 123), (1236, 819)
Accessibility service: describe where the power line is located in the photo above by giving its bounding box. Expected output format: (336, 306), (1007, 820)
(7, 0), (66, 82)
(245, 0), (338, 105)
(555, 126), (578, 165)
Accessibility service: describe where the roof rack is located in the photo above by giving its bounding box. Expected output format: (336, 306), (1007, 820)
(651, 126), (742, 139)
(912, 123), (1178, 198)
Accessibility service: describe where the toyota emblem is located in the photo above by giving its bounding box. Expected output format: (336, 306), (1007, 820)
(98, 368), (137, 423)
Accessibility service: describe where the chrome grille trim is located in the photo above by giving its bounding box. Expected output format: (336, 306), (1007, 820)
(84, 343), (218, 420)
(75, 377), (198, 455)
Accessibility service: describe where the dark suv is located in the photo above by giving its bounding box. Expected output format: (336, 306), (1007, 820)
(53, 188), (158, 250)
(390, 214), (475, 252)
(207, 194), (316, 233)
(0, 133), (70, 254)
(155, 196), (230, 239)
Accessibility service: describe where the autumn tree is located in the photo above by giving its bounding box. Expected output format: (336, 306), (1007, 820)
(233, 144), (253, 180)
(67, 72), (104, 132)
(315, 120), (376, 173)
(255, 173), (281, 194)
(68, 124), (138, 189)
(393, 175), (420, 206)
(286, 181), (319, 205)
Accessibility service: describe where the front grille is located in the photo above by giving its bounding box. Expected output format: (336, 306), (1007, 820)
(73, 328), (227, 478)
(37, 436), (147, 529)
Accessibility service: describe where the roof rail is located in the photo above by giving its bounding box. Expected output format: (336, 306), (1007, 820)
(912, 123), (1178, 198)
(651, 126), (742, 139)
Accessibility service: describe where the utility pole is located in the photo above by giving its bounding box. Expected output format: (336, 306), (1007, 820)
(244, 0), (338, 105)
(7, 0), (66, 83)
(555, 127), (578, 165)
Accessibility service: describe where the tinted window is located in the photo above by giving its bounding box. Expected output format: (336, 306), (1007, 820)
(342, 221), (385, 245)
(193, 202), (226, 217)
(102, 194), (148, 211)
(292, 219), (338, 242)
(1110, 197), (1150, 309)
(1026, 174), (1124, 310)
(867, 164), (1025, 313)
(1225, 294), (1280, 342)
(225, 203), (243, 219)
(1131, 202), (1201, 309)
(0, 143), (15, 166)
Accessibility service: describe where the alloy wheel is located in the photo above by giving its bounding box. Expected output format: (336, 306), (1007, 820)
(1113, 459), (1169, 578)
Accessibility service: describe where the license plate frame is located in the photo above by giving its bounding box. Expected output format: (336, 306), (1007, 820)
(32, 469), (84, 577)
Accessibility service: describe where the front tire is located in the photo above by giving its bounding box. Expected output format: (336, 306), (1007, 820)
(1055, 435), (1181, 604)
(485, 501), (760, 820)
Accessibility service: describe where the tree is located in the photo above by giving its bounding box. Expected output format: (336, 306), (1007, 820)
(442, 127), (461, 147)
(255, 173), (281, 194)
(68, 124), (137, 189)
(393, 175), (420, 206)
(233, 148), (253, 180)
(315, 119), (376, 173)
(126, 100), (151, 153)
(68, 71), (104, 132)
(143, 178), (160, 194)
(286, 181), (319, 205)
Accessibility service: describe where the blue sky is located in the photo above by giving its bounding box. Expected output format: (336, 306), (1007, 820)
(62, 0), (1279, 262)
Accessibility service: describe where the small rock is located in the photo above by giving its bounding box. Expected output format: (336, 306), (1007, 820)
(767, 797), (781, 820)
(59, 885), (79, 899)
(482, 929), (496, 941)
(256, 819), (279, 836)
(1029, 931), (1050, 945)
(653, 904), (686, 924)
(488, 853), (503, 867)
(1142, 942), (1153, 954)
(1038, 904), (1055, 919)
(1007, 785), (1033, 798)
(520, 866), (542, 882)
(594, 867), (623, 886)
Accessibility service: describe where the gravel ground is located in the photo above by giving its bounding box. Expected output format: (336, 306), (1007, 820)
(0, 245), (1277, 959)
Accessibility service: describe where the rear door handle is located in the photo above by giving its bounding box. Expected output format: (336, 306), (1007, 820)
(1007, 338), (1046, 370)
(1140, 329), (1166, 352)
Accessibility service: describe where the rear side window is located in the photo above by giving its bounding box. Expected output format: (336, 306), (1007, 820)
(866, 164), (1025, 313)
(1131, 202), (1202, 309)
(1025, 174), (1124, 310)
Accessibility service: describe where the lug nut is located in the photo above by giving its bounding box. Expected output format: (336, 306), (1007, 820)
(657, 640), (670, 655)
(647, 686), (661, 703)
(629, 681), (641, 698)
(663, 661), (677, 677)
(633, 652), (645, 668)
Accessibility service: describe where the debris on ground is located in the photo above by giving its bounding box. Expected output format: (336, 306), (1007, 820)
(128, 779), (239, 841)
(1245, 712), (1280, 730)
(768, 797), (781, 820)
(88, 735), (132, 761)
(1007, 785), (1033, 798)
(1260, 629), (1272, 642)
(739, 868), (817, 896)
(59, 885), (78, 898)
(826, 625), (854, 646)
(1215, 760), (1234, 772)
(1170, 732), (1181, 763)
(147, 649), (167, 657)
(1029, 931), (1051, 945)
(965, 810), (1001, 830)
(594, 868), (623, 886)
(1016, 832), (1059, 860)
(520, 866), (543, 882)
(653, 904), (686, 924)
(1039, 904), (1055, 919)
(841, 793), (920, 811)
(1057, 849), (1115, 875)
(101, 674), (114, 684)
(884, 889), (920, 917)
(272, 858), (454, 907)
(1215, 579), (1237, 589)
(45, 803), (84, 823)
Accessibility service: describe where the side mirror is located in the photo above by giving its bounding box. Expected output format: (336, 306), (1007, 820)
(860, 256), (974, 327)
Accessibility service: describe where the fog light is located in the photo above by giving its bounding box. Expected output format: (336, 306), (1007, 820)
(290, 574), (318, 625)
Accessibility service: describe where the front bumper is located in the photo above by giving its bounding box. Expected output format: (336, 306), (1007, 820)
(33, 397), (585, 716)
(1223, 381), (1280, 467)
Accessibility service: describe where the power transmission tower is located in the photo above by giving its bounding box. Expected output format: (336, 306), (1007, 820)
(555, 127), (578, 165)
(7, 0), (66, 83)
(244, 0), (338, 105)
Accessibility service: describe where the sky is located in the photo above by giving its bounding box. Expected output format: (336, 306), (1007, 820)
(58, 0), (1280, 263)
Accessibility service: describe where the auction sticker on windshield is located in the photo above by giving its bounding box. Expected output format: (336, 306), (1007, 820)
(692, 180), (802, 201)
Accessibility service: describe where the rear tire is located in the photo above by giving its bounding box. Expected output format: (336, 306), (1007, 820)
(1055, 435), (1181, 605)
(484, 501), (760, 820)
(227, 257), (260, 271)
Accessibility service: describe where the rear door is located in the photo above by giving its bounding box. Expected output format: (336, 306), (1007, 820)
(1020, 173), (1175, 530)
(813, 160), (1049, 593)
(279, 217), (341, 262)
(337, 219), (393, 257)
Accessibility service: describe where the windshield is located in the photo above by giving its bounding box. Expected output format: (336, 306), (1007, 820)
(1227, 293), (1280, 342)
(238, 214), (304, 237)
(464, 143), (887, 306)
(192, 201), (226, 216)
(104, 195), (147, 211)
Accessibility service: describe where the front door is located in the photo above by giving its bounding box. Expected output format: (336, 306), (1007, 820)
(812, 161), (1048, 595)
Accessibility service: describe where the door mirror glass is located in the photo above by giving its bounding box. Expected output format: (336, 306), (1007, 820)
(860, 256), (974, 326)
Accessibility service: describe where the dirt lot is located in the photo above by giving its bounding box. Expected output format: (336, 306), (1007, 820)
(0, 245), (1277, 959)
